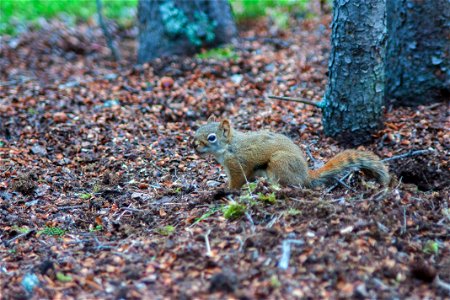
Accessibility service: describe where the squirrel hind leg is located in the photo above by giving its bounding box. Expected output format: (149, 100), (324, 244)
(266, 152), (309, 187)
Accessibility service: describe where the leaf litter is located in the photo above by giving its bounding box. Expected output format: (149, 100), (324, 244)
(0, 15), (449, 299)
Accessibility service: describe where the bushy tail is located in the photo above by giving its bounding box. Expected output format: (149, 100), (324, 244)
(308, 150), (390, 187)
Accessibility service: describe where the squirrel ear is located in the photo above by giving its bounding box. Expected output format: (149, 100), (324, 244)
(220, 119), (231, 139)
(207, 115), (216, 123)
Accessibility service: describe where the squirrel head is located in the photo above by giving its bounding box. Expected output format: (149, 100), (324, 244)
(193, 116), (233, 155)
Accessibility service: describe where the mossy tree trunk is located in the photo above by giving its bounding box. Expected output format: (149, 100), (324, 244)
(137, 0), (236, 63)
(322, 0), (386, 145)
(386, 0), (450, 106)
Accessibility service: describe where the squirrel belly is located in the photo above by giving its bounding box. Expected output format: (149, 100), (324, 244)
(194, 117), (390, 189)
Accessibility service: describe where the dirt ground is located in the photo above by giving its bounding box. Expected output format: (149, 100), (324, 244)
(0, 15), (449, 299)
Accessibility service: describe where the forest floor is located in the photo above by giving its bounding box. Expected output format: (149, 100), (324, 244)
(0, 16), (449, 299)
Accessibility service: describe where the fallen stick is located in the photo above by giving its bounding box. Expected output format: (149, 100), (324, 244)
(267, 95), (324, 108)
(325, 172), (352, 193)
(245, 212), (256, 233)
(5, 230), (35, 246)
(278, 239), (305, 270)
(58, 205), (88, 210)
(382, 149), (436, 162)
(435, 276), (450, 293)
(204, 229), (212, 257)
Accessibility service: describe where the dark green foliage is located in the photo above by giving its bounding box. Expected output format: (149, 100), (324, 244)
(39, 226), (66, 236)
(185, 12), (217, 46)
(159, 1), (188, 37)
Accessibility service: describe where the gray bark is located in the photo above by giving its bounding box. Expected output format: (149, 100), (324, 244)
(96, 0), (121, 61)
(322, 0), (386, 145)
(386, 0), (450, 106)
(137, 0), (237, 63)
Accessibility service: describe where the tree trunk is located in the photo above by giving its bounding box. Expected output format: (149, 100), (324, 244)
(137, 0), (236, 63)
(386, 0), (450, 106)
(322, 0), (386, 145)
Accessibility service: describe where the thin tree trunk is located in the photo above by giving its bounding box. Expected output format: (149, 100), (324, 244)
(322, 0), (386, 145)
(96, 0), (121, 61)
(137, 0), (236, 63)
(386, 0), (450, 106)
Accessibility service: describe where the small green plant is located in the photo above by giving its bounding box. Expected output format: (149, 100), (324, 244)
(267, 8), (290, 30)
(92, 184), (101, 193)
(27, 108), (38, 115)
(286, 208), (302, 216)
(239, 192), (255, 204)
(191, 206), (222, 226)
(222, 201), (246, 220)
(270, 183), (282, 191)
(89, 225), (103, 232)
(12, 225), (30, 234)
(257, 192), (277, 204)
(38, 226), (65, 236)
(80, 193), (92, 200)
(197, 46), (239, 60)
(155, 225), (176, 236)
(423, 240), (439, 255)
(245, 182), (258, 193)
(270, 275), (282, 288)
(56, 272), (73, 282)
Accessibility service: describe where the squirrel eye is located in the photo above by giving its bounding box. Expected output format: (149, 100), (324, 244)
(207, 133), (217, 143)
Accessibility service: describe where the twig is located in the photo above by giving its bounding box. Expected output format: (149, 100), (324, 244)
(5, 230), (35, 246)
(278, 239), (305, 270)
(121, 207), (144, 212)
(268, 95), (324, 108)
(335, 177), (357, 192)
(245, 212), (256, 233)
(96, 0), (121, 61)
(116, 204), (134, 221)
(0, 77), (33, 87)
(204, 229), (212, 257)
(266, 213), (281, 228)
(241, 36), (293, 48)
(372, 277), (391, 291)
(376, 222), (389, 233)
(305, 145), (322, 167)
(435, 276), (450, 293)
(58, 205), (87, 210)
(93, 236), (114, 251)
(237, 236), (245, 252)
(382, 149), (436, 162)
(236, 159), (250, 187)
(325, 172), (352, 193)
(401, 206), (408, 235)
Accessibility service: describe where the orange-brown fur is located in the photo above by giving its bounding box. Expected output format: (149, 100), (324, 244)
(194, 118), (390, 189)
